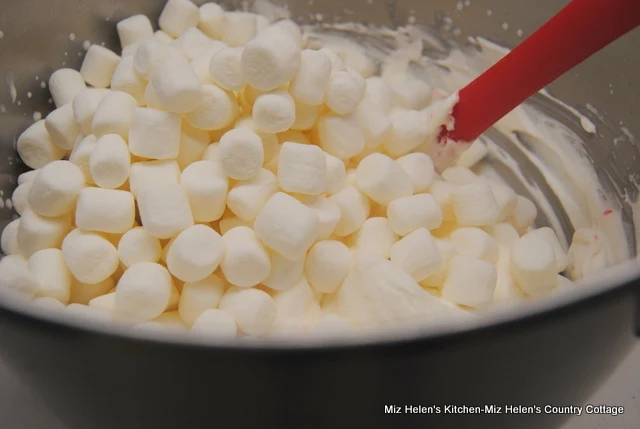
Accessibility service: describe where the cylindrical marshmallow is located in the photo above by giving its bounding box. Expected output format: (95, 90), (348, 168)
(429, 180), (456, 222)
(291, 102), (320, 131)
(153, 310), (188, 331)
(184, 84), (238, 130)
(269, 277), (321, 336)
(178, 273), (225, 326)
(329, 186), (370, 237)
(218, 128), (264, 180)
(117, 227), (162, 268)
(45, 104), (81, 151)
(364, 76), (393, 113)
(355, 153), (413, 205)
(218, 286), (276, 336)
(117, 14), (154, 47)
(62, 228), (119, 284)
(220, 226), (271, 288)
(92, 90), (138, 140)
(198, 3), (225, 39)
(80, 45), (120, 88)
(483, 222), (521, 248)
(227, 168), (277, 221)
(0, 254), (38, 298)
(17, 209), (71, 257)
(395, 152), (435, 193)
(324, 154), (346, 195)
(49, 69), (87, 107)
(276, 129), (309, 145)
(137, 182), (194, 239)
(133, 38), (181, 81)
(511, 233), (558, 295)
(509, 196), (538, 234)
(262, 251), (305, 291)
(316, 114), (366, 160)
(18, 170), (39, 185)
(172, 27), (213, 60)
(457, 139), (488, 168)
(309, 314), (354, 337)
(388, 74), (432, 110)
(325, 70), (366, 115)
(271, 19), (302, 46)
(28, 248), (72, 304)
(355, 100), (392, 148)
(353, 217), (398, 259)
(176, 123), (209, 170)
(218, 216), (253, 235)
(33, 296), (67, 311)
(252, 90), (296, 134)
(110, 55), (146, 104)
(181, 160), (229, 222)
(491, 183), (518, 221)
(191, 309), (237, 338)
(289, 49), (332, 105)
(442, 254), (497, 308)
(209, 47), (245, 92)
(530, 227), (568, 273)
(16, 120), (66, 169)
(129, 160), (181, 197)
(277, 142), (327, 195)
(221, 11), (257, 47)
(72, 88), (111, 135)
(89, 134), (131, 189)
(383, 109), (429, 157)
(390, 228), (443, 282)
(115, 262), (174, 322)
(450, 227), (499, 263)
(159, 0), (200, 37)
(28, 161), (85, 217)
(128, 108), (182, 160)
(1, 219), (21, 255)
(450, 183), (501, 227)
(70, 276), (115, 305)
(387, 194), (443, 236)
(75, 188), (135, 234)
(167, 224), (225, 282)
(444, 166), (482, 185)
(305, 240), (350, 294)
(69, 135), (97, 185)
(151, 55), (203, 114)
(12, 182), (32, 215)
(299, 196), (341, 241)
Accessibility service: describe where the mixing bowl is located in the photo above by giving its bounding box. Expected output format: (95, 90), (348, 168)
(0, 1), (638, 428)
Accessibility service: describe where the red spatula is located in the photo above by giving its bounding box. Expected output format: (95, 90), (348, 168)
(436, 0), (640, 168)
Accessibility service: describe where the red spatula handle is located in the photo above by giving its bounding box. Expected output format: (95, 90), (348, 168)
(447, 0), (640, 143)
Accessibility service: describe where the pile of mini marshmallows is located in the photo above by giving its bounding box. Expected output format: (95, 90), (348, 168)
(0, 0), (581, 339)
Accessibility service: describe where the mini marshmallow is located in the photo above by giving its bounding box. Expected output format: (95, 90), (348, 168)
(49, 69), (87, 107)
(289, 50), (332, 105)
(133, 38), (181, 81)
(198, 3), (225, 39)
(209, 47), (245, 92)
(181, 160), (229, 222)
(75, 188), (135, 234)
(483, 222), (520, 248)
(277, 142), (327, 195)
(450, 227), (499, 263)
(166, 224), (224, 283)
(299, 196), (341, 241)
(316, 114), (366, 160)
(353, 217), (398, 259)
(110, 55), (146, 104)
(492, 246), (525, 302)
(219, 216), (253, 235)
(325, 70), (366, 115)
(191, 51), (217, 84)
(115, 262), (174, 322)
(254, 192), (319, 259)
(490, 183), (518, 221)
(221, 226), (270, 287)
(117, 227), (162, 268)
(394, 152), (435, 193)
(252, 90), (296, 134)
(218, 128), (264, 180)
(172, 27), (212, 60)
(159, 0), (200, 37)
(553, 275), (577, 296)
(292, 103), (320, 131)
(184, 84), (238, 132)
(271, 19), (302, 46)
(137, 182), (194, 239)
(270, 278), (321, 336)
(227, 168), (277, 221)
(129, 108), (182, 160)
(65, 303), (112, 323)
(91, 91), (138, 140)
(88, 292), (117, 313)
(151, 55), (203, 114)
(144, 82), (164, 109)
(364, 76), (393, 113)
(201, 142), (221, 163)
(355, 100), (392, 148)
(429, 180), (456, 222)
(383, 109), (429, 157)
(1, 219), (21, 255)
(218, 286), (276, 336)
(80, 45), (120, 88)
(309, 314), (354, 337)
(28, 161), (85, 217)
(329, 186), (370, 237)
(442, 254), (497, 308)
(255, 15), (271, 32)
(221, 11), (257, 47)
(68, 136), (96, 185)
(155, 30), (175, 44)
(457, 139), (488, 168)
(388, 74), (432, 110)
(276, 129), (309, 145)
(45, 104), (81, 151)
(241, 25), (301, 90)
(305, 240), (351, 294)
(28, 248), (71, 304)
(262, 251), (305, 291)
(324, 154), (346, 195)
(16, 120), (66, 169)
(62, 228), (119, 284)
(235, 116), (279, 162)
(18, 170), (39, 185)
(153, 310), (188, 331)
(450, 183), (501, 227)
(356, 153), (413, 205)
(72, 88), (111, 135)
(90, 134), (131, 189)
(441, 166), (479, 185)
(191, 309), (237, 338)
(117, 14), (154, 47)
(419, 238), (455, 288)
(325, 42), (374, 78)
(511, 232), (557, 295)
(509, 196), (538, 233)
(12, 182), (32, 215)
(17, 210), (71, 257)
(177, 124), (209, 170)
(530, 227), (568, 273)
(319, 48), (345, 72)
(129, 160), (181, 197)
(0, 255), (38, 298)
(390, 228), (443, 282)
(33, 297), (66, 310)
(387, 194), (443, 236)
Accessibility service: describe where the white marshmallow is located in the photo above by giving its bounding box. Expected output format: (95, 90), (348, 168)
(530, 227), (568, 273)
(262, 251), (305, 291)
(144, 81), (165, 110)
(234, 116), (279, 162)
(450, 227), (499, 263)
(218, 286), (276, 336)
(117, 14), (154, 47)
(553, 275), (577, 296)
(271, 19), (302, 46)
(289, 50), (332, 105)
(33, 297), (66, 310)
(62, 228), (119, 284)
(319, 48), (345, 72)
(457, 139), (488, 168)
(12, 182), (32, 215)
(18, 170), (39, 185)
(172, 27), (212, 60)
(277, 142), (327, 195)
(190, 51), (217, 84)
(221, 226), (270, 287)
(227, 168), (277, 221)
(151, 55), (203, 114)
(17, 210), (71, 257)
(80, 45), (120, 88)
(241, 25), (301, 90)
(88, 292), (117, 313)
(159, 0), (200, 37)
(276, 129), (308, 145)
(115, 262), (174, 322)
(91, 91), (138, 140)
(299, 196), (341, 241)
(129, 108), (182, 160)
(155, 30), (175, 44)
(324, 154), (346, 195)
(209, 47), (245, 92)
(255, 15), (271, 32)
(1, 219), (21, 255)
(353, 217), (398, 259)
(252, 90), (296, 134)
(133, 38), (181, 81)
(355, 153), (413, 205)
(185, 84), (238, 131)
(254, 192), (319, 259)
(166, 224), (224, 283)
(387, 194), (443, 236)
(483, 222), (520, 248)
(201, 142), (221, 163)
(325, 70), (366, 115)
(153, 310), (188, 331)
(316, 114), (365, 160)
(129, 160), (181, 197)
(28, 161), (85, 217)
(325, 42), (374, 78)
(89, 134), (131, 189)
(309, 314), (354, 337)
(191, 309), (237, 337)
(219, 216), (253, 235)
(390, 228), (443, 282)
(75, 188), (135, 234)
(329, 186), (370, 237)
(72, 88), (111, 135)
(27, 248), (71, 304)
(364, 76), (393, 113)
(198, 3), (225, 39)
(450, 183), (501, 227)
(393, 152), (435, 193)
(49, 69), (87, 107)
(492, 246), (525, 302)
(418, 238), (456, 288)
(388, 74), (432, 110)
(292, 102), (320, 131)
(177, 123), (209, 170)
(442, 254), (497, 308)
(45, 104), (81, 151)
(218, 128), (264, 180)
(511, 232), (557, 295)
(490, 183), (518, 221)
(270, 277), (321, 336)
(355, 100), (392, 148)
(110, 55), (146, 104)
(0, 255), (38, 298)
(221, 11), (257, 47)
(509, 196), (538, 233)
(65, 303), (111, 323)
(137, 183), (194, 239)
(441, 166), (479, 185)
(429, 180), (456, 222)
(17, 120), (66, 169)
(305, 240), (350, 294)
(383, 109), (429, 157)
(181, 160), (229, 222)
(117, 227), (162, 268)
